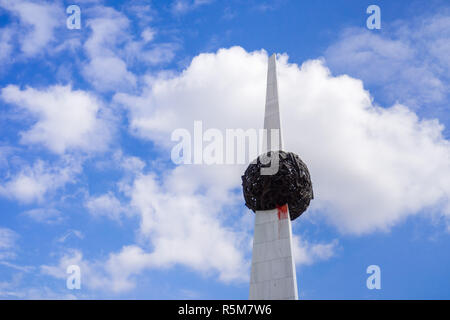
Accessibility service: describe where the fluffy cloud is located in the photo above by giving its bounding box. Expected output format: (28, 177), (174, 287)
(83, 56), (137, 92)
(116, 46), (450, 235)
(128, 170), (249, 282)
(325, 13), (450, 109)
(115, 48), (266, 144)
(0, 158), (81, 204)
(42, 163), (251, 292)
(85, 192), (130, 222)
(292, 236), (338, 266)
(82, 6), (177, 91)
(0, 0), (63, 56)
(40, 247), (151, 293)
(82, 7), (137, 91)
(1, 85), (112, 154)
(40, 249), (108, 291)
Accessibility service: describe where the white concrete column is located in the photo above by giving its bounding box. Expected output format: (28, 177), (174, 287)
(249, 205), (298, 300)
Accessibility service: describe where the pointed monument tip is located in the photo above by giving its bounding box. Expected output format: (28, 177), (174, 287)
(268, 53), (277, 68)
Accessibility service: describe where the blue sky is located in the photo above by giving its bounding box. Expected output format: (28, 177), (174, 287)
(0, 0), (449, 299)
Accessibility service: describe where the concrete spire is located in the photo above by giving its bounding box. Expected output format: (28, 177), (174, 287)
(262, 54), (283, 152)
(249, 54), (298, 300)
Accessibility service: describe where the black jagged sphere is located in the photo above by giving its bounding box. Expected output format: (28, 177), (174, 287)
(241, 150), (314, 220)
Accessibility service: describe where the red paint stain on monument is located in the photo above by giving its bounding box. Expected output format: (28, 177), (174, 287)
(276, 204), (288, 220)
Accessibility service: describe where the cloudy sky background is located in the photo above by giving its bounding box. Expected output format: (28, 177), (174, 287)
(0, 0), (449, 299)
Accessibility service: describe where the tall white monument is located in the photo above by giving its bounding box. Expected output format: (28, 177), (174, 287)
(248, 54), (298, 300)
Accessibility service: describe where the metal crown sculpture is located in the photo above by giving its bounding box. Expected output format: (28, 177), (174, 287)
(242, 150), (313, 220)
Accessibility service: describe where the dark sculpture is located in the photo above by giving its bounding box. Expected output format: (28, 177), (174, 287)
(241, 150), (313, 220)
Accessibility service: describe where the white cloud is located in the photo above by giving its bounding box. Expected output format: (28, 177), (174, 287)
(22, 208), (63, 224)
(93, 150), (146, 175)
(0, 228), (18, 260)
(0, 228), (17, 250)
(0, 146), (15, 169)
(172, 0), (213, 14)
(6, 287), (77, 300)
(83, 7), (130, 59)
(117, 152), (146, 173)
(0, 158), (81, 204)
(0, 261), (34, 273)
(41, 248), (146, 293)
(0, 27), (13, 63)
(292, 235), (338, 266)
(43, 163), (251, 292)
(325, 13), (450, 109)
(83, 56), (137, 92)
(40, 249), (82, 279)
(81, 6), (177, 91)
(126, 42), (179, 66)
(82, 7), (137, 91)
(0, 0), (63, 56)
(0, 272), (76, 299)
(141, 28), (156, 43)
(57, 230), (84, 243)
(114, 48), (267, 144)
(128, 171), (249, 282)
(127, 4), (154, 26)
(115, 46), (450, 235)
(85, 192), (130, 222)
(1, 85), (112, 154)
(85, 151), (145, 223)
(423, 15), (450, 70)
(102, 246), (154, 292)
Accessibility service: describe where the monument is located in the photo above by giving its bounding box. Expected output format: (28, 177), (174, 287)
(242, 54), (314, 300)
